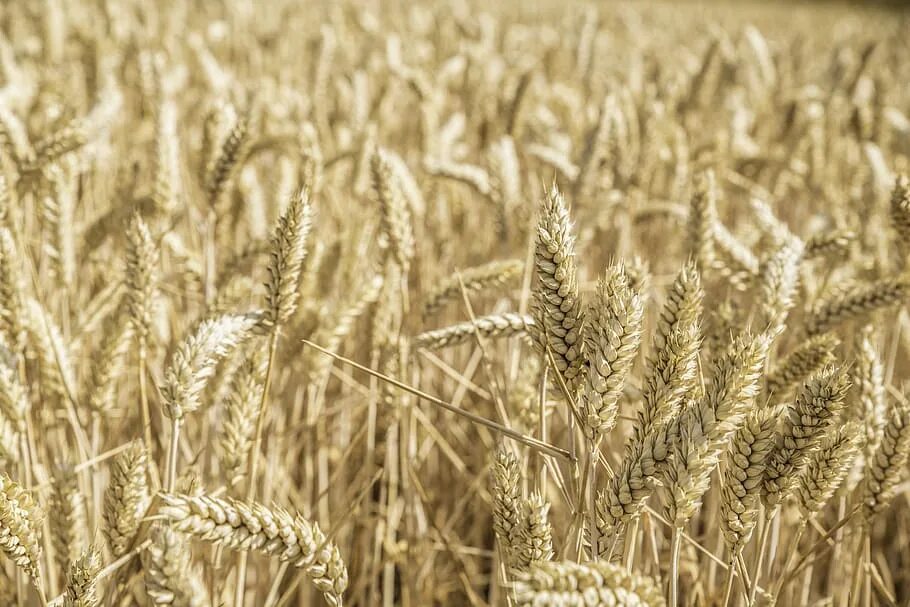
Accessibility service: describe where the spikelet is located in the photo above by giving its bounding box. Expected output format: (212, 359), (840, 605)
(103, 440), (150, 556)
(413, 313), (532, 351)
(864, 396), (910, 517)
(512, 560), (666, 607)
(530, 184), (585, 386)
(720, 406), (783, 554)
(372, 148), (416, 270)
(766, 333), (839, 398)
(63, 547), (101, 607)
(806, 278), (909, 336)
(218, 350), (266, 488)
(125, 213), (159, 342)
(688, 169), (718, 271)
(512, 493), (554, 571)
(261, 190), (313, 331)
(0, 474), (43, 585)
(762, 366), (850, 509)
(796, 425), (860, 518)
(161, 312), (261, 420)
(50, 464), (88, 573)
(580, 265), (643, 439)
(422, 259), (524, 318)
(491, 448), (522, 566)
(142, 522), (209, 607)
(159, 493), (348, 606)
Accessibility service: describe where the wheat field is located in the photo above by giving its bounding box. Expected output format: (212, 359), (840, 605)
(0, 0), (909, 605)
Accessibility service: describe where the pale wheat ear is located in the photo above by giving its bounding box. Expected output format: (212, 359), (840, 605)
(421, 259), (524, 318)
(413, 313), (532, 351)
(158, 493), (348, 607)
(531, 183), (585, 388)
(512, 560), (665, 607)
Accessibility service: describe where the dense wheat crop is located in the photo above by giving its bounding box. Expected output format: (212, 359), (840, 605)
(0, 0), (909, 605)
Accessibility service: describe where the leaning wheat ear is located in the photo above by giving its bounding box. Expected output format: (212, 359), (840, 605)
(805, 277), (909, 336)
(421, 259), (524, 318)
(512, 560), (665, 607)
(766, 333), (839, 399)
(413, 313), (533, 351)
(863, 394), (910, 518)
(762, 365), (850, 510)
(0, 474), (43, 587)
(795, 424), (860, 518)
(662, 332), (771, 528)
(720, 405), (784, 555)
(160, 312), (262, 422)
(159, 493), (348, 606)
(530, 184), (585, 388)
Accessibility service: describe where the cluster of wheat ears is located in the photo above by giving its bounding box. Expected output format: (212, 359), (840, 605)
(0, 0), (908, 605)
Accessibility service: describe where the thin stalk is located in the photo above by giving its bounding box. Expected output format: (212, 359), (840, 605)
(721, 555), (738, 607)
(165, 417), (180, 492)
(138, 337), (160, 489)
(624, 515), (640, 571)
(301, 339), (572, 460)
(749, 511), (773, 606)
(770, 520), (805, 604)
(669, 526), (683, 605)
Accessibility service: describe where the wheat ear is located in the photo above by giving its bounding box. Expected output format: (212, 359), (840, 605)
(580, 264), (643, 439)
(159, 493), (348, 606)
(863, 395), (910, 517)
(530, 184), (585, 387)
(103, 440), (150, 557)
(62, 547), (101, 607)
(142, 522), (209, 607)
(512, 560), (665, 607)
(413, 313), (533, 351)
(0, 474), (43, 586)
(762, 365), (850, 509)
(421, 259), (524, 318)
